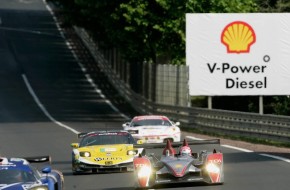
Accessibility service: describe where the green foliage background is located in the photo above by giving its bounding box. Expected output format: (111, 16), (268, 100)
(50, 0), (290, 115)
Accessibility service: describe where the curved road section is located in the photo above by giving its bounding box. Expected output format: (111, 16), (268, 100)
(0, 0), (290, 190)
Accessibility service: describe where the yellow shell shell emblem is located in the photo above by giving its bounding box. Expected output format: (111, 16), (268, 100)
(221, 21), (256, 53)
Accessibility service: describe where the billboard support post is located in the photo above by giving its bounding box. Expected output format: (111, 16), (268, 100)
(208, 96), (212, 109)
(259, 96), (263, 115)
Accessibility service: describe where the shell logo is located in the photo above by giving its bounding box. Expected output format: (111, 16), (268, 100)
(175, 164), (183, 168)
(221, 21), (256, 53)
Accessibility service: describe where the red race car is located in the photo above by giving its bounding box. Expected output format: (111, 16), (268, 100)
(133, 138), (224, 189)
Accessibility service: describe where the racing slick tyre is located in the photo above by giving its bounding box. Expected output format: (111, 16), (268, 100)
(72, 167), (81, 175)
(72, 163), (81, 175)
(72, 171), (79, 175)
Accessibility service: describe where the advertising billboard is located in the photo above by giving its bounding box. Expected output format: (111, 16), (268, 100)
(186, 13), (290, 96)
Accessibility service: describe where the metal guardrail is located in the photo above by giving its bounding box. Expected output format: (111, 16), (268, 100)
(74, 26), (290, 144)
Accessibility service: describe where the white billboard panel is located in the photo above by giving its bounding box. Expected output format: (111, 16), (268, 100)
(186, 13), (290, 96)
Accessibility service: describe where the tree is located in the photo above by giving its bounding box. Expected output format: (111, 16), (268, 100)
(51, 0), (257, 64)
(109, 0), (258, 64)
(53, 0), (290, 115)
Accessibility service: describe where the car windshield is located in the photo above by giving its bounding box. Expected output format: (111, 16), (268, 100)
(0, 169), (37, 184)
(80, 133), (135, 147)
(130, 119), (171, 127)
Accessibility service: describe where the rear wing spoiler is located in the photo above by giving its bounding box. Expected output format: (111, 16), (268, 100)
(78, 132), (88, 138)
(77, 130), (131, 138)
(134, 139), (220, 149)
(24, 156), (51, 163)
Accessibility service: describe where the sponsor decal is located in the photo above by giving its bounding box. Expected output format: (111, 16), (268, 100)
(175, 164), (183, 168)
(168, 162), (187, 177)
(128, 130), (138, 134)
(133, 157), (151, 187)
(100, 148), (117, 152)
(98, 133), (117, 135)
(206, 21), (267, 90)
(187, 13), (290, 95)
(207, 153), (223, 183)
(97, 132), (127, 136)
(221, 21), (256, 53)
(95, 157), (122, 162)
(206, 62), (268, 89)
(105, 161), (113, 165)
(133, 157), (151, 169)
(135, 116), (168, 121)
(134, 163), (146, 168)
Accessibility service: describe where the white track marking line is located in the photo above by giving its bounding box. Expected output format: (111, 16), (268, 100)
(22, 0), (129, 135)
(186, 136), (290, 163)
(22, 74), (80, 134)
(221, 144), (253, 153)
(259, 154), (290, 163)
(43, 0), (128, 120)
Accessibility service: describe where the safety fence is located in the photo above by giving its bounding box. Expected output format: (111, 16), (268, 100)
(73, 27), (189, 107)
(74, 26), (290, 144)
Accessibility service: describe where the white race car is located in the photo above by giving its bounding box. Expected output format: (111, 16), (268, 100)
(122, 115), (181, 143)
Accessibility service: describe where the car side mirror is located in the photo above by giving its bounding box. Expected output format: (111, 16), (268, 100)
(71, 143), (79, 148)
(136, 140), (144, 144)
(42, 166), (51, 174)
(122, 122), (130, 128)
(175, 122), (180, 126)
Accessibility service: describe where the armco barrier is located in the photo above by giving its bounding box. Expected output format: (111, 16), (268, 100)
(74, 26), (290, 144)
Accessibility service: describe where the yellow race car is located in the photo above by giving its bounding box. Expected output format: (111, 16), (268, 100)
(71, 130), (144, 174)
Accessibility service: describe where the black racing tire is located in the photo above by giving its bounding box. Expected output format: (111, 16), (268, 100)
(72, 170), (79, 175)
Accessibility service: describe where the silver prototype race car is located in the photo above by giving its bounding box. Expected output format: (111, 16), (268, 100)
(133, 138), (224, 189)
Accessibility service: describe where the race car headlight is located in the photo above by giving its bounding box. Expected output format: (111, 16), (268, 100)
(138, 166), (151, 178)
(28, 185), (49, 190)
(127, 150), (138, 155)
(206, 163), (220, 173)
(80, 151), (91, 157)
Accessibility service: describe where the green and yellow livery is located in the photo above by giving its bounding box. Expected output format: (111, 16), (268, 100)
(71, 131), (144, 174)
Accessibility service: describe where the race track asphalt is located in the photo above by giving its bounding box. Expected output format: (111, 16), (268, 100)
(0, 1), (290, 190)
